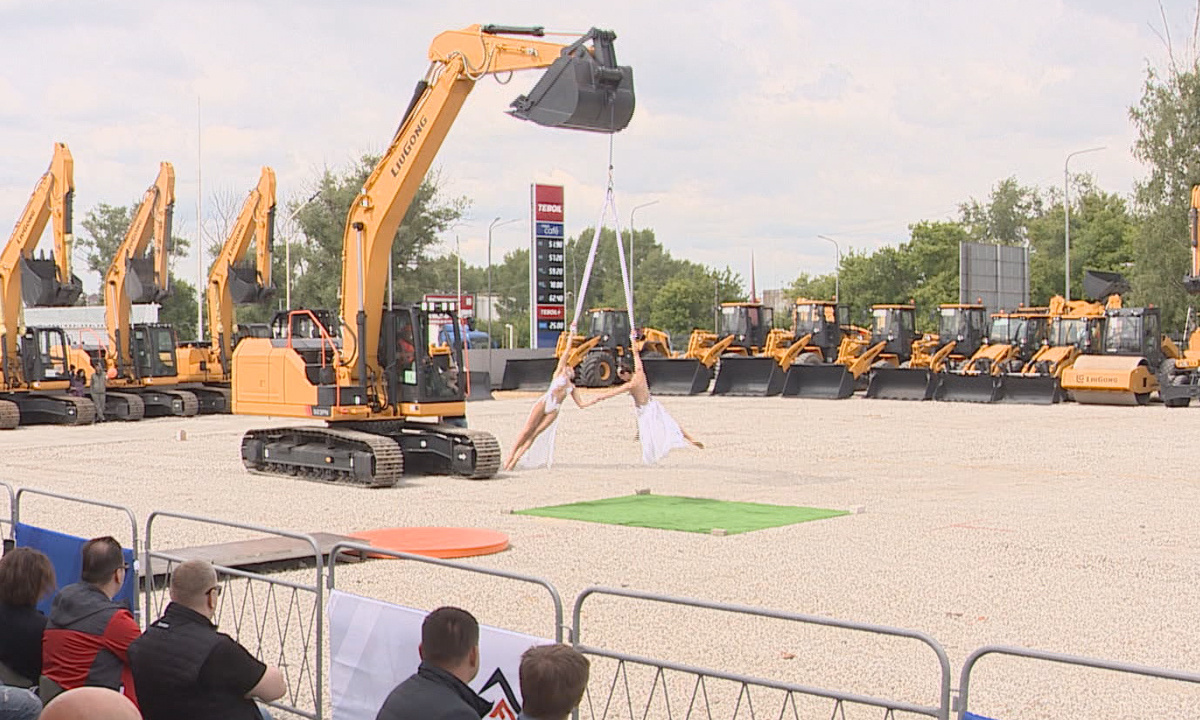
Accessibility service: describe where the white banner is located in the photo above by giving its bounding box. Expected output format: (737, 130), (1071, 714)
(328, 590), (551, 720)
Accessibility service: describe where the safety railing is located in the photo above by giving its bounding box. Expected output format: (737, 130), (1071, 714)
(0, 480), (13, 542)
(956, 645), (1200, 720)
(327, 541), (564, 641)
(144, 511), (324, 720)
(573, 586), (953, 720)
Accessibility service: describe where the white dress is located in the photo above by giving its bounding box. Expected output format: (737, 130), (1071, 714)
(635, 397), (691, 465)
(516, 374), (573, 470)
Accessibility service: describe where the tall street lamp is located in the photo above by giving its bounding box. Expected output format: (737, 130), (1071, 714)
(628, 200), (659, 317)
(487, 217), (518, 372)
(1064, 146), (1105, 302)
(283, 189), (320, 311)
(817, 234), (841, 303)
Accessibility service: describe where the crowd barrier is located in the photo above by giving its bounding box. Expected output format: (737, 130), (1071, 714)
(144, 511), (325, 720)
(2, 479), (1198, 720)
(0, 480), (13, 545)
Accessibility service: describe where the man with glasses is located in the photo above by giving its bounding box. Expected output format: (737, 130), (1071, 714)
(41, 536), (141, 707)
(128, 560), (286, 720)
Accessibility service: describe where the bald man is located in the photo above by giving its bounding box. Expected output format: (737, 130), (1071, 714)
(40, 687), (140, 720)
(128, 560), (286, 720)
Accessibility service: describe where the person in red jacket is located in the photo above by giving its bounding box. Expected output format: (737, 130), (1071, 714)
(41, 537), (141, 707)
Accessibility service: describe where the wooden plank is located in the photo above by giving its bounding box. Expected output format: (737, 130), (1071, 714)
(144, 532), (357, 579)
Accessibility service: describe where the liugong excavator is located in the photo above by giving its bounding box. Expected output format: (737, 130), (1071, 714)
(0, 142), (94, 427)
(74, 162), (199, 419)
(233, 24), (634, 486)
(176, 167), (277, 411)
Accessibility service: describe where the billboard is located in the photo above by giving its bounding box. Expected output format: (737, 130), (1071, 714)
(530, 184), (566, 349)
(959, 242), (1029, 313)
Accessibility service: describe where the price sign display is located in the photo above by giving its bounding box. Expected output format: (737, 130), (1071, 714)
(530, 184), (566, 349)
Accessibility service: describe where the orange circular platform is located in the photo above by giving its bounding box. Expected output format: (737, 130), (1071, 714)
(347, 527), (509, 559)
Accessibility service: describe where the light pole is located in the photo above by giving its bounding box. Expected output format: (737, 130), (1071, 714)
(628, 200), (659, 317)
(283, 190), (320, 310)
(487, 217), (518, 371)
(1063, 146), (1105, 302)
(817, 234), (841, 302)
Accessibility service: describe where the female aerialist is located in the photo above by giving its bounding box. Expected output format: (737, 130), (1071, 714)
(503, 352), (587, 471)
(582, 336), (703, 464)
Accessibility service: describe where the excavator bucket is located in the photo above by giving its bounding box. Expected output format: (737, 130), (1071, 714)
(508, 29), (635, 133)
(125, 257), (169, 304)
(865, 367), (937, 401)
(20, 256), (82, 307)
(934, 373), (1002, 403)
(710, 356), (785, 396)
(781, 365), (855, 399)
(465, 371), (494, 401)
(997, 375), (1062, 404)
(642, 358), (711, 395)
(500, 357), (559, 391)
(229, 263), (275, 304)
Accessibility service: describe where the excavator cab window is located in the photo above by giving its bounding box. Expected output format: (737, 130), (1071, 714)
(381, 307), (463, 406)
(20, 327), (71, 382)
(132, 324), (179, 378)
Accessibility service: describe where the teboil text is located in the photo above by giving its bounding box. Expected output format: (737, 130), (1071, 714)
(537, 203), (563, 214)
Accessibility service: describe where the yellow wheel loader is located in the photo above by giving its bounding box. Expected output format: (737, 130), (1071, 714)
(997, 295), (1114, 404)
(783, 304), (918, 399)
(933, 308), (1050, 403)
(643, 301), (781, 395)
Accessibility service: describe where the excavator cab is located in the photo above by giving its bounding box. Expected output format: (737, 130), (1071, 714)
(130, 324), (180, 379)
(507, 27), (635, 133)
(379, 303), (464, 406)
(21, 252), (83, 307)
(271, 309), (339, 341)
(19, 327), (73, 383)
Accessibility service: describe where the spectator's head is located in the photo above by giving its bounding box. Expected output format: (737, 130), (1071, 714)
(81, 536), (126, 598)
(41, 687), (141, 720)
(0, 546), (56, 608)
(418, 606), (480, 682)
(519, 644), (590, 720)
(169, 560), (221, 619)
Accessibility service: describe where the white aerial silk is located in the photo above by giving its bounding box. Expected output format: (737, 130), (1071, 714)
(635, 398), (690, 465)
(516, 419), (559, 470)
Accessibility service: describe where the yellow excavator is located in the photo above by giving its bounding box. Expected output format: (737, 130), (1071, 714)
(175, 167), (277, 411)
(0, 142), (93, 427)
(72, 162), (199, 419)
(232, 23), (634, 485)
(783, 304), (917, 398)
(1158, 185), (1200, 407)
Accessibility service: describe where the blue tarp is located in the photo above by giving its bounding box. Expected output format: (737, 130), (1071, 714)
(14, 523), (138, 621)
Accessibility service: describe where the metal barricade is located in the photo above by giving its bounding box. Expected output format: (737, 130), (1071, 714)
(956, 645), (1200, 720)
(573, 586), (953, 720)
(144, 511), (324, 720)
(327, 541), (564, 641)
(0, 481), (14, 543)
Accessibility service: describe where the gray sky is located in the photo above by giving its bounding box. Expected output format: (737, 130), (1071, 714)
(0, 0), (1194, 294)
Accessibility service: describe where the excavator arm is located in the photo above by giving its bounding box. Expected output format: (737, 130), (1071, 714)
(207, 167), (276, 371)
(104, 162), (175, 375)
(1, 142), (81, 381)
(1187, 186), (1200, 293)
(338, 25), (633, 399)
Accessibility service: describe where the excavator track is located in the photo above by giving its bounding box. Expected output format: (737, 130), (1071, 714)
(108, 392), (146, 422)
(439, 426), (502, 479)
(59, 396), (96, 426)
(242, 426), (405, 488)
(175, 390), (200, 417)
(0, 400), (19, 430)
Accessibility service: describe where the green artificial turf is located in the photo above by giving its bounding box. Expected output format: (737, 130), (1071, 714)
(516, 494), (848, 535)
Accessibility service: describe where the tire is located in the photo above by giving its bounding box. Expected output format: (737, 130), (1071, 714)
(579, 353), (616, 387)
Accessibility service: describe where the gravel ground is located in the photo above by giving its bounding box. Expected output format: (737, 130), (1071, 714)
(2, 393), (1198, 718)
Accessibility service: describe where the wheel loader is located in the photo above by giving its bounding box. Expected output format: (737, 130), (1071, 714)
(996, 295), (1114, 404)
(641, 301), (777, 395)
(1060, 305), (1167, 405)
(783, 304), (917, 399)
(865, 304), (987, 401)
(559, 308), (671, 388)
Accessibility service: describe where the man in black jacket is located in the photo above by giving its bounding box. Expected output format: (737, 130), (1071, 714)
(375, 607), (492, 720)
(127, 560), (286, 720)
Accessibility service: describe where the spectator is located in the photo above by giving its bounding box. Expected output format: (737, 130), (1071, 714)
(0, 548), (56, 687)
(41, 537), (140, 706)
(128, 560), (286, 720)
(39, 687), (140, 720)
(517, 644), (590, 720)
(89, 362), (106, 422)
(375, 606), (491, 720)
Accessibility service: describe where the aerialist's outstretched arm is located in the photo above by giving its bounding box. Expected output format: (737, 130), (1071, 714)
(578, 380), (631, 408)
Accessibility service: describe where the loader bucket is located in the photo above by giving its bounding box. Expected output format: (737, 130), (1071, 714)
(781, 364), (855, 399)
(125, 257), (169, 304)
(20, 257), (83, 307)
(466, 371), (494, 401)
(865, 367), (936, 401)
(508, 29), (635, 133)
(500, 357), (559, 391)
(934, 373), (1001, 403)
(229, 263), (275, 304)
(642, 358), (711, 395)
(998, 375), (1062, 404)
(710, 356), (785, 396)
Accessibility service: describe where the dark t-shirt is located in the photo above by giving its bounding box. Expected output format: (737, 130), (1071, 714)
(0, 602), (47, 684)
(200, 636), (267, 702)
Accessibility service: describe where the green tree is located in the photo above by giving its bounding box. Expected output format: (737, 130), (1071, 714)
(958, 177), (1043, 245)
(1129, 62), (1200, 329)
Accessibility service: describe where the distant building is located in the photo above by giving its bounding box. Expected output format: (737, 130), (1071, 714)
(23, 305), (159, 346)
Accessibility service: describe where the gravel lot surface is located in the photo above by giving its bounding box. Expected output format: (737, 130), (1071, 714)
(2, 393), (1198, 718)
